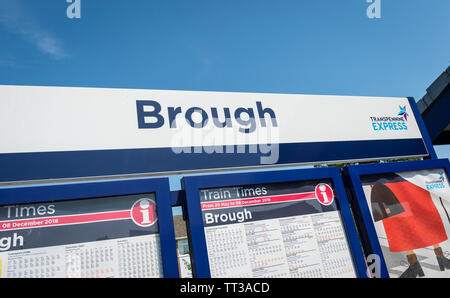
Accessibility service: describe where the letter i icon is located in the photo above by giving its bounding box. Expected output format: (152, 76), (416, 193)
(131, 198), (157, 227)
(315, 183), (334, 206)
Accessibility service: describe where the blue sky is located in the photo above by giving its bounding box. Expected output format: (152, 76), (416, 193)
(1, 0), (449, 161)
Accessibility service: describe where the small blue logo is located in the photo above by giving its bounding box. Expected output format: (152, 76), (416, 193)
(398, 106), (409, 121)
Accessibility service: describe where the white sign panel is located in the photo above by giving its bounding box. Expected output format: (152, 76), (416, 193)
(0, 85), (424, 153)
(0, 85), (429, 180)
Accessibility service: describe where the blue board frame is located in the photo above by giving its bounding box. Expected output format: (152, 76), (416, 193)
(0, 177), (179, 278)
(343, 158), (450, 278)
(183, 167), (368, 278)
(407, 97), (437, 159)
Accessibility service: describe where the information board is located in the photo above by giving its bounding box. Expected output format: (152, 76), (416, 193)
(0, 178), (179, 278)
(0, 85), (434, 182)
(184, 167), (367, 278)
(344, 159), (450, 278)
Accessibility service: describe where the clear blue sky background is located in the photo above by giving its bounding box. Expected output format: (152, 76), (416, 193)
(1, 0), (449, 159)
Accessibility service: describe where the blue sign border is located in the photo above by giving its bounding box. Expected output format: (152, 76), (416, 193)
(408, 97), (437, 159)
(0, 177), (180, 278)
(343, 158), (450, 278)
(183, 167), (368, 278)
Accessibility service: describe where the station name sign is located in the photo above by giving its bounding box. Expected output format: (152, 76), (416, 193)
(0, 85), (429, 181)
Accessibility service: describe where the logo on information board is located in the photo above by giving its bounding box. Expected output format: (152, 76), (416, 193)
(315, 183), (334, 206)
(397, 105), (409, 121)
(425, 172), (447, 190)
(131, 198), (157, 227)
(439, 172), (445, 183)
(369, 105), (409, 132)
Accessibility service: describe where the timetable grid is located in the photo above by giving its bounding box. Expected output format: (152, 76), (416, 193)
(205, 211), (355, 278)
(201, 181), (358, 279)
(0, 234), (163, 278)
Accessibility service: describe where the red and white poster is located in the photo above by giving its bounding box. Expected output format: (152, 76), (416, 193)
(199, 180), (356, 278)
(361, 169), (450, 278)
(0, 194), (162, 278)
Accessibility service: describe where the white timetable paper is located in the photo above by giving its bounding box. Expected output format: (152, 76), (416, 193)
(200, 182), (356, 278)
(0, 234), (162, 278)
(0, 194), (164, 278)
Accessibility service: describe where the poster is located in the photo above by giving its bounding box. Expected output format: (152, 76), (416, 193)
(0, 194), (163, 278)
(199, 180), (357, 278)
(178, 254), (193, 278)
(361, 169), (450, 278)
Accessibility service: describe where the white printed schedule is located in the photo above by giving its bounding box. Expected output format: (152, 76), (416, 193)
(0, 194), (164, 278)
(0, 234), (162, 278)
(200, 182), (357, 278)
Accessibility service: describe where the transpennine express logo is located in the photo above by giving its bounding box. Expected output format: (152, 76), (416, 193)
(397, 105), (409, 121)
(440, 172), (446, 183)
(369, 105), (409, 131)
(425, 172), (446, 191)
